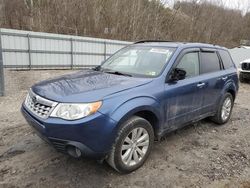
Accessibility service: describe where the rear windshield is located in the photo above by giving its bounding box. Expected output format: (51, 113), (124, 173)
(101, 46), (175, 77)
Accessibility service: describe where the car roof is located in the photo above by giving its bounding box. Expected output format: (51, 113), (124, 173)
(133, 41), (227, 50)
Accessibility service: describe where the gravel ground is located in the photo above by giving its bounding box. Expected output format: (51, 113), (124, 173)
(0, 69), (250, 188)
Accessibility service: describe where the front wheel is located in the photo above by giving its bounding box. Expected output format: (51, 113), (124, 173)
(106, 116), (154, 173)
(210, 93), (234, 125)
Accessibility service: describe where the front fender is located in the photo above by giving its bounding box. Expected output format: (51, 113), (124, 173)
(110, 96), (162, 130)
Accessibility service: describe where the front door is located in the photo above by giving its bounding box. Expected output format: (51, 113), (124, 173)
(164, 50), (202, 130)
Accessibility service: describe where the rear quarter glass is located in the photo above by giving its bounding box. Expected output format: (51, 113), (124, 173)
(219, 50), (235, 69)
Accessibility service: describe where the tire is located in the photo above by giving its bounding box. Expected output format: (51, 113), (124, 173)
(239, 73), (246, 83)
(210, 93), (234, 125)
(106, 116), (154, 173)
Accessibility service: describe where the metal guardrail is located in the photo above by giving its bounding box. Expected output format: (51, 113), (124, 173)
(0, 29), (130, 69)
(0, 31), (128, 45)
(0, 31), (4, 96)
(0, 28), (131, 96)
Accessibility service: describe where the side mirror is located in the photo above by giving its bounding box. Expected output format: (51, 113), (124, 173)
(169, 68), (186, 82)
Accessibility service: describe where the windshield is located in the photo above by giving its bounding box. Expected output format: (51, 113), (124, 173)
(100, 46), (175, 77)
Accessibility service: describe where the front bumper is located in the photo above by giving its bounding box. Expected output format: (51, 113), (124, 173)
(240, 72), (250, 79)
(21, 105), (118, 159)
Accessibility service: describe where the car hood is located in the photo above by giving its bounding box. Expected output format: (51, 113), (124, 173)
(32, 70), (153, 103)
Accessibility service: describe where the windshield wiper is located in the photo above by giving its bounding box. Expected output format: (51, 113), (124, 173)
(92, 65), (102, 71)
(93, 66), (132, 77)
(104, 71), (132, 77)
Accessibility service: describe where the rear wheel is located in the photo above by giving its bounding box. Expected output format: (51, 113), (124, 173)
(211, 93), (234, 125)
(106, 116), (154, 173)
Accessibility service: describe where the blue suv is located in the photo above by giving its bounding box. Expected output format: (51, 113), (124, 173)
(22, 41), (238, 173)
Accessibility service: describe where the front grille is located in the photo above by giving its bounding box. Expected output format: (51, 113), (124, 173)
(242, 63), (250, 70)
(25, 89), (58, 119)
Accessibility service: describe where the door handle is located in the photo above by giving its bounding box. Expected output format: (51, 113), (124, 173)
(222, 76), (228, 81)
(197, 83), (205, 88)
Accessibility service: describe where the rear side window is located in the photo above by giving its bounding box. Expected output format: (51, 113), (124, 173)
(200, 52), (221, 74)
(219, 50), (234, 69)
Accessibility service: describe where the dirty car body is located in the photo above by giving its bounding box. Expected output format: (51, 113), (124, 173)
(21, 41), (239, 173)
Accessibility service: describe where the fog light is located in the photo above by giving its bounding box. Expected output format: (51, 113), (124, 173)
(75, 147), (81, 157)
(67, 145), (82, 158)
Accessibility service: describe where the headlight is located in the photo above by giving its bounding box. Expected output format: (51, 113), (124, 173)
(50, 101), (102, 120)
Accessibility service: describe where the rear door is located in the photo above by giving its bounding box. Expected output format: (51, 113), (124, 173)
(198, 49), (225, 115)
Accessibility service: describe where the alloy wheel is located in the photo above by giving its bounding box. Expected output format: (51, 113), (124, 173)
(221, 97), (232, 121)
(120, 127), (149, 167)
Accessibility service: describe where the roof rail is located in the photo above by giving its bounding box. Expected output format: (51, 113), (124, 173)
(134, 40), (173, 44)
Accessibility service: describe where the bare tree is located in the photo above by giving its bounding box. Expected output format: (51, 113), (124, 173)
(0, 0), (249, 47)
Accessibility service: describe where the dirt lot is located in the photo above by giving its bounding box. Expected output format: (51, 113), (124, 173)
(0, 69), (250, 188)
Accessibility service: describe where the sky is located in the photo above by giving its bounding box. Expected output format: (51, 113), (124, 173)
(222, 0), (249, 13)
(164, 0), (250, 14)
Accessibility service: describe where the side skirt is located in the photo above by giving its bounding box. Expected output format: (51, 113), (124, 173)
(156, 112), (215, 140)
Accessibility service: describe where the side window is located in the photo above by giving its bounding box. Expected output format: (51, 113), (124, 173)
(200, 52), (221, 74)
(176, 52), (199, 78)
(219, 50), (234, 69)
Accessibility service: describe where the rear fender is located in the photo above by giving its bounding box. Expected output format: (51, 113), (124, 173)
(219, 80), (237, 103)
